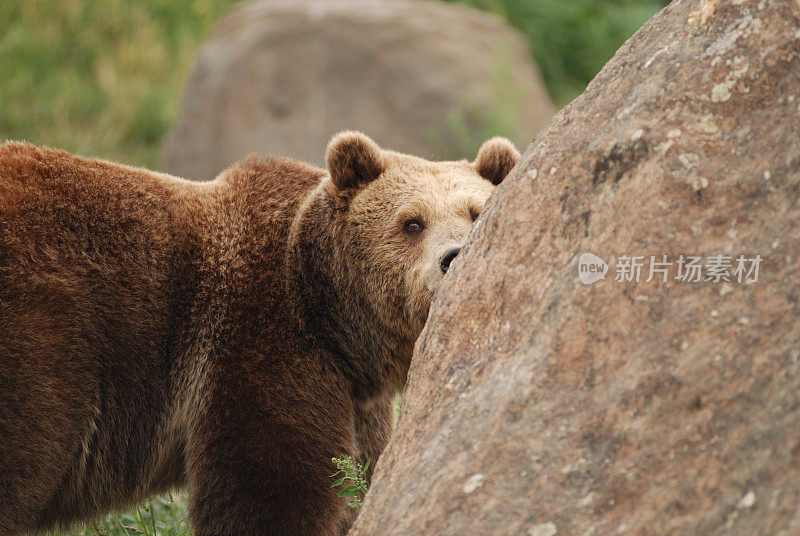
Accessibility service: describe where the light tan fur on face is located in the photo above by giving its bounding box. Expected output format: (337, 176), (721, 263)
(345, 151), (496, 338)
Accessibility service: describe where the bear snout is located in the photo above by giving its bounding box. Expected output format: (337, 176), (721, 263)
(439, 247), (461, 274)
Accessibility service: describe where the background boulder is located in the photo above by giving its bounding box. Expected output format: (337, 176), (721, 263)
(160, 0), (554, 180)
(350, 0), (800, 534)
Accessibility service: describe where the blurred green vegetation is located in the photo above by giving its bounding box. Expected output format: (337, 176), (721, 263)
(0, 0), (664, 168)
(0, 0), (240, 168)
(447, 0), (666, 102)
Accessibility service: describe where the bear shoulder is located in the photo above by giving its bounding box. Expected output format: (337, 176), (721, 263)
(0, 141), (51, 182)
(214, 155), (327, 212)
(219, 154), (326, 189)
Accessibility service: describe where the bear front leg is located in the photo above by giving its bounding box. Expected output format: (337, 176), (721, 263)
(186, 370), (355, 536)
(0, 333), (98, 535)
(333, 393), (396, 536)
(354, 391), (396, 484)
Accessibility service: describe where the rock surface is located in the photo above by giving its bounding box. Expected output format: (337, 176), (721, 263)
(160, 0), (553, 180)
(349, 1), (800, 535)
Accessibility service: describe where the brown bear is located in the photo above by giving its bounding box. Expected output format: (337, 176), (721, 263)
(0, 132), (518, 536)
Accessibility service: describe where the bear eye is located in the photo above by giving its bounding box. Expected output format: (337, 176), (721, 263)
(403, 219), (424, 234)
(469, 208), (481, 222)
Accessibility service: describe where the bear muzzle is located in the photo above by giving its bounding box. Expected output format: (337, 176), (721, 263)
(439, 247), (461, 274)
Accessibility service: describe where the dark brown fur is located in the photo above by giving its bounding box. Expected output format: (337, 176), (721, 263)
(0, 133), (515, 535)
(0, 142), (392, 536)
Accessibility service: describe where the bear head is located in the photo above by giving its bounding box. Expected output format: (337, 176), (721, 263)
(288, 131), (519, 396)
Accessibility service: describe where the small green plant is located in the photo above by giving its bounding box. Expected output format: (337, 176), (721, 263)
(330, 456), (370, 510)
(57, 493), (189, 536)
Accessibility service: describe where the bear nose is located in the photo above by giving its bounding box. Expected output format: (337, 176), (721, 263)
(439, 247), (461, 274)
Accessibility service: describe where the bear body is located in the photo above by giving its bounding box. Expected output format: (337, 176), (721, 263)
(0, 133), (518, 535)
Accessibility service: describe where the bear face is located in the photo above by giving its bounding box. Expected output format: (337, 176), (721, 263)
(337, 138), (519, 336)
(290, 132), (519, 397)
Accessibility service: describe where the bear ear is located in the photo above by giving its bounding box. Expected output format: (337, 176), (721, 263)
(473, 137), (520, 185)
(326, 131), (386, 191)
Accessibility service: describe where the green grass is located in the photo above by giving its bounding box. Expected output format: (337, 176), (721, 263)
(60, 494), (189, 536)
(0, 0), (241, 168)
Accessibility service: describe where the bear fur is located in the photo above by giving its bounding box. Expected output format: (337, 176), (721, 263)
(0, 132), (519, 536)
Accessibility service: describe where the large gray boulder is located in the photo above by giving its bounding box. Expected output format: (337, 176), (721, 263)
(349, 0), (800, 534)
(160, 0), (553, 180)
